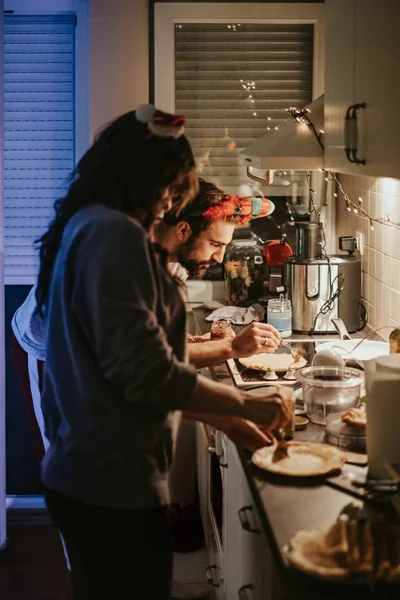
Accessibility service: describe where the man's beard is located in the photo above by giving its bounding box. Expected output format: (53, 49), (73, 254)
(175, 237), (217, 279)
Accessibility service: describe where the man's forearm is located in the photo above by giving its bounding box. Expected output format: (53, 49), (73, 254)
(188, 338), (235, 368)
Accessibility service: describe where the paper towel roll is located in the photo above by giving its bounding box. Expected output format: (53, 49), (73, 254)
(364, 356), (400, 478)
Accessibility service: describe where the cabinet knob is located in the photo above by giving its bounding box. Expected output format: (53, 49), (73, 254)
(239, 583), (254, 600)
(206, 564), (222, 588)
(238, 505), (260, 534)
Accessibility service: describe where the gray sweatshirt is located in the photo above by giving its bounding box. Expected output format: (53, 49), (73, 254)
(41, 204), (197, 510)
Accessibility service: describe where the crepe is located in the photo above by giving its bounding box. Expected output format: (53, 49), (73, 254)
(285, 517), (400, 583)
(239, 352), (307, 372)
(252, 441), (346, 477)
(341, 402), (367, 428)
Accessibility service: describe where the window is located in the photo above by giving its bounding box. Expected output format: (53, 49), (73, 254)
(174, 21), (314, 196)
(4, 15), (75, 283)
(154, 2), (325, 207)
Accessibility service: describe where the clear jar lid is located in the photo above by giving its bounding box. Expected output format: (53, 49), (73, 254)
(267, 294), (292, 312)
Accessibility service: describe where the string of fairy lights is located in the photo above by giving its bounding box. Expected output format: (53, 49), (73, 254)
(288, 106), (400, 232)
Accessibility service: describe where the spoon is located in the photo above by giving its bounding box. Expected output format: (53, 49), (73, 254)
(272, 429), (289, 462)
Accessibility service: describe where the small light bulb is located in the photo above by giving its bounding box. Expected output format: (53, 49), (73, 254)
(267, 117), (271, 121)
(240, 79), (243, 83)
(267, 127), (270, 131)
(370, 222), (375, 231)
(253, 112), (257, 116)
(333, 193), (338, 198)
(274, 126), (279, 130)
(320, 129), (325, 134)
(249, 94), (252, 98)
(325, 177), (329, 182)
(358, 196), (363, 203)
(251, 100), (255, 103)
(353, 208), (358, 214)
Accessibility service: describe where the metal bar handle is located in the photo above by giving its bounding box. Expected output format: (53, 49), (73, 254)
(344, 103), (366, 165)
(239, 583), (254, 600)
(238, 505), (261, 534)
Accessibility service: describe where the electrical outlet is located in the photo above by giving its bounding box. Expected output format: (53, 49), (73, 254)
(355, 231), (364, 255)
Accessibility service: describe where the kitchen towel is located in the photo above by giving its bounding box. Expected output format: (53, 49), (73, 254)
(364, 354), (400, 479)
(205, 303), (265, 325)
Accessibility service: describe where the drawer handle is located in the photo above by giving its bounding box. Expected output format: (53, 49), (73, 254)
(208, 433), (216, 455)
(238, 505), (260, 534)
(206, 564), (221, 588)
(219, 455), (228, 468)
(239, 583), (254, 600)
(344, 102), (366, 165)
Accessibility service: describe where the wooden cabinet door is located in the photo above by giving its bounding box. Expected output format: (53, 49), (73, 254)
(353, 0), (400, 178)
(238, 465), (273, 600)
(223, 441), (243, 599)
(325, 0), (357, 174)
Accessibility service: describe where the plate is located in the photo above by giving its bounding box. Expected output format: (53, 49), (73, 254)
(239, 352), (307, 373)
(315, 340), (389, 363)
(284, 518), (400, 583)
(252, 441), (346, 477)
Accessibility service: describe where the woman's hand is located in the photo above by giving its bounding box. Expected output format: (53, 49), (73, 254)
(231, 322), (280, 357)
(222, 418), (275, 451)
(241, 387), (293, 430)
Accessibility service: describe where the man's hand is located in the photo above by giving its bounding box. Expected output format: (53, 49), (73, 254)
(231, 322), (280, 357)
(220, 417), (275, 451)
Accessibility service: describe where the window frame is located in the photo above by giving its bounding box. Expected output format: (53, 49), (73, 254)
(154, 2), (325, 113)
(4, 0), (89, 284)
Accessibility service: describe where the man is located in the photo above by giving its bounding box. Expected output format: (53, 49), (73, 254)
(154, 178), (279, 369)
(153, 180), (281, 599)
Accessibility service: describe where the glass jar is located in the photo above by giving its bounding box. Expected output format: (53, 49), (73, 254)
(389, 327), (400, 354)
(267, 295), (292, 338)
(224, 237), (264, 306)
(210, 320), (233, 340)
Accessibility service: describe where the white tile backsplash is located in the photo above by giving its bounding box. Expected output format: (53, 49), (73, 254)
(336, 174), (400, 339)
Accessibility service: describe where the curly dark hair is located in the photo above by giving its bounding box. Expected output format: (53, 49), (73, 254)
(35, 110), (198, 313)
(161, 177), (240, 238)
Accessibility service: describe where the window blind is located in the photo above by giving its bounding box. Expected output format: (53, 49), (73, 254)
(175, 23), (314, 196)
(4, 15), (76, 283)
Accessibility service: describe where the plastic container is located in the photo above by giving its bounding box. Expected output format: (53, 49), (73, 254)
(267, 294), (292, 338)
(296, 366), (363, 426)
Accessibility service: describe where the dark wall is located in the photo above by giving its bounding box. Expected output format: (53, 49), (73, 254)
(5, 285), (42, 494)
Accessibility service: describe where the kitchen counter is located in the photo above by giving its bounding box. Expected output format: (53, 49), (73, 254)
(191, 307), (399, 600)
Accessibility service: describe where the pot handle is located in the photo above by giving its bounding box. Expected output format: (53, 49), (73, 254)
(331, 318), (352, 340)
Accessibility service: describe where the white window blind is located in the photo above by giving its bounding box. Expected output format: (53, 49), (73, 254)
(4, 14), (76, 284)
(175, 23), (314, 196)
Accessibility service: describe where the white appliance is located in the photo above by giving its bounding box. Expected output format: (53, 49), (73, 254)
(240, 95), (325, 171)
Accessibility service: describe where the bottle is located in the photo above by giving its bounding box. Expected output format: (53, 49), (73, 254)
(389, 327), (400, 354)
(267, 294), (292, 338)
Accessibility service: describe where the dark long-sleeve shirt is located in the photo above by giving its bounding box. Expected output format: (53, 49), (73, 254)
(41, 204), (197, 509)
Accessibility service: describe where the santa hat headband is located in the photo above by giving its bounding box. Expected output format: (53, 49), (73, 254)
(136, 104), (186, 139)
(200, 195), (275, 224)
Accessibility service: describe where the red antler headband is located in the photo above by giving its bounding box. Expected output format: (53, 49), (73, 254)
(202, 195), (275, 224)
(136, 104), (186, 139)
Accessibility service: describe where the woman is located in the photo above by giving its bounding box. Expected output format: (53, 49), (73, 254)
(36, 104), (289, 600)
